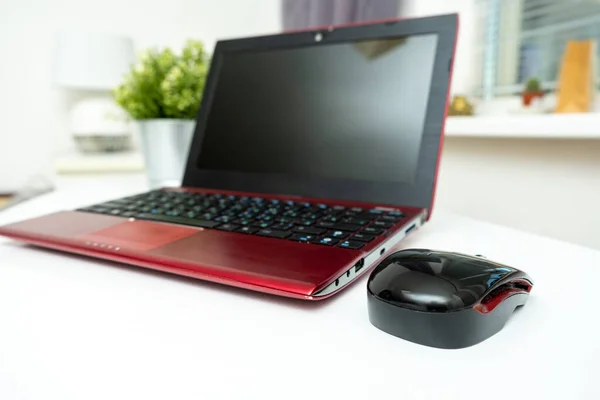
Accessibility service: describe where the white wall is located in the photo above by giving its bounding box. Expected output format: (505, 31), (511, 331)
(0, 0), (281, 191)
(436, 137), (600, 250)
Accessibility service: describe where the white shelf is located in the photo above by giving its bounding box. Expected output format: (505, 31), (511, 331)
(55, 151), (145, 174)
(445, 113), (600, 139)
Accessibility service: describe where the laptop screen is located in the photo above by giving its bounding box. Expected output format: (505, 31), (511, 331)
(196, 34), (438, 184)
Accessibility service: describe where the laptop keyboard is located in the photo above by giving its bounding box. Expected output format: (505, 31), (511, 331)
(77, 190), (406, 250)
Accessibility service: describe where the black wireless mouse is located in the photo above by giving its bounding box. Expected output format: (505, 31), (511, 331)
(367, 249), (533, 349)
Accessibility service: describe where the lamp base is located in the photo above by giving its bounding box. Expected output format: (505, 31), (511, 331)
(70, 96), (132, 153)
(74, 134), (132, 153)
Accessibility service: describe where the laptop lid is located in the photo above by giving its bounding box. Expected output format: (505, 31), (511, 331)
(183, 14), (457, 213)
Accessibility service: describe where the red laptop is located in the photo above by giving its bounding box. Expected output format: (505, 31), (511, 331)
(0, 14), (458, 300)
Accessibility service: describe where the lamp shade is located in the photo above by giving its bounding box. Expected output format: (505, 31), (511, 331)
(54, 32), (135, 90)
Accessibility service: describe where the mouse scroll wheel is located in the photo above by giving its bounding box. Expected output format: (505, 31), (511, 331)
(474, 254), (487, 258)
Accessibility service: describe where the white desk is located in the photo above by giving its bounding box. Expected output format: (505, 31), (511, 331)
(1, 174), (599, 400)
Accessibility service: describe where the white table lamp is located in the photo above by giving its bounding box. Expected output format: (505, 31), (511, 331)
(54, 32), (135, 152)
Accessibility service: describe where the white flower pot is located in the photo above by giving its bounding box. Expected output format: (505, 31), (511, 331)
(137, 119), (195, 189)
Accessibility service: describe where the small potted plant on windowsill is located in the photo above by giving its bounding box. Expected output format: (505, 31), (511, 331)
(522, 77), (544, 107)
(113, 40), (209, 188)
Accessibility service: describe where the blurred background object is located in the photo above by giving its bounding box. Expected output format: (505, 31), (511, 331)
(521, 77), (544, 107)
(0, 176), (54, 212)
(555, 40), (597, 113)
(281, 0), (401, 30)
(54, 31), (135, 153)
(113, 40), (209, 188)
(449, 95), (475, 116)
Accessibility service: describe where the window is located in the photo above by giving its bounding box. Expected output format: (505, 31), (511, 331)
(482, 0), (600, 98)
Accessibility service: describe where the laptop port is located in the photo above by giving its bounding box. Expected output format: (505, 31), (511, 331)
(405, 223), (417, 235)
(354, 258), (365, 273)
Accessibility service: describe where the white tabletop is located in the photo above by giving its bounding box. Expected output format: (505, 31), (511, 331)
(1, 174), (599, 400)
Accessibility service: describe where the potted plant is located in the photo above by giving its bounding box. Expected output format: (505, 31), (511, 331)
(113, 40), (209, 188)
(522, 77), (544, 107)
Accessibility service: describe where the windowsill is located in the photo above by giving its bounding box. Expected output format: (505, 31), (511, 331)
(445, 113), (600, 139)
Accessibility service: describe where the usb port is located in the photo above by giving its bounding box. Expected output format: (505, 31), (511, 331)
(354, 258), (365, 273)
(405, 223), (417, 235)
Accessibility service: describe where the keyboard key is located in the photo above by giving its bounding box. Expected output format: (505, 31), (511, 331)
(387, 211), (405, 217)
(83, 206), (110, 214)
(100, 201), (129, 209)
(381, 212), (404, 222)
(292, 226), (325, 235)
(300, 212), (321, 220)
(217, 223), (239, 232)
(317, 222), (361, 232)
(372, 220), (394, 228)
(350, 207), (363, 213)
(338, 240), (365, 250)
(264, 207), (279, 215)
(271, 223), (294, 231)
(206, 207), (219, 215)
(237, 226), (259, 234)
(328, 230), (350, 239)
(289, 233), (317, 242)
(325, 205), (345, 215)
(255, 214), (274, 221)
(316, 221), (335, 229)
(293, 219), (314, 226)
(343, 217), (370, 226)
(352, 233), (375, 242)
(321, 215), (343, 223)
(136, 214), (220, 228)
(310, 237), (339, 246)
(344, 210), (376, 220)
(257, 229), (292, 239)
(252, 221), (273, 229)
(369, 209), (384, 215)
(233, 219), (253, 226)
(276, 217), (294, 223)
(362, 227), (384, 235)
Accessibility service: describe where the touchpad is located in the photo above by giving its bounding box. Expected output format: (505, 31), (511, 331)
(81, 220), (198, 252)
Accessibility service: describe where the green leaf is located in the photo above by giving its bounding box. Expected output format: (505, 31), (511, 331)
(113, 40), (209, 120)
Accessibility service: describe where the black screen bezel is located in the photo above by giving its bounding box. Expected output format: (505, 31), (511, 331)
(182, 14), (457, 210)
